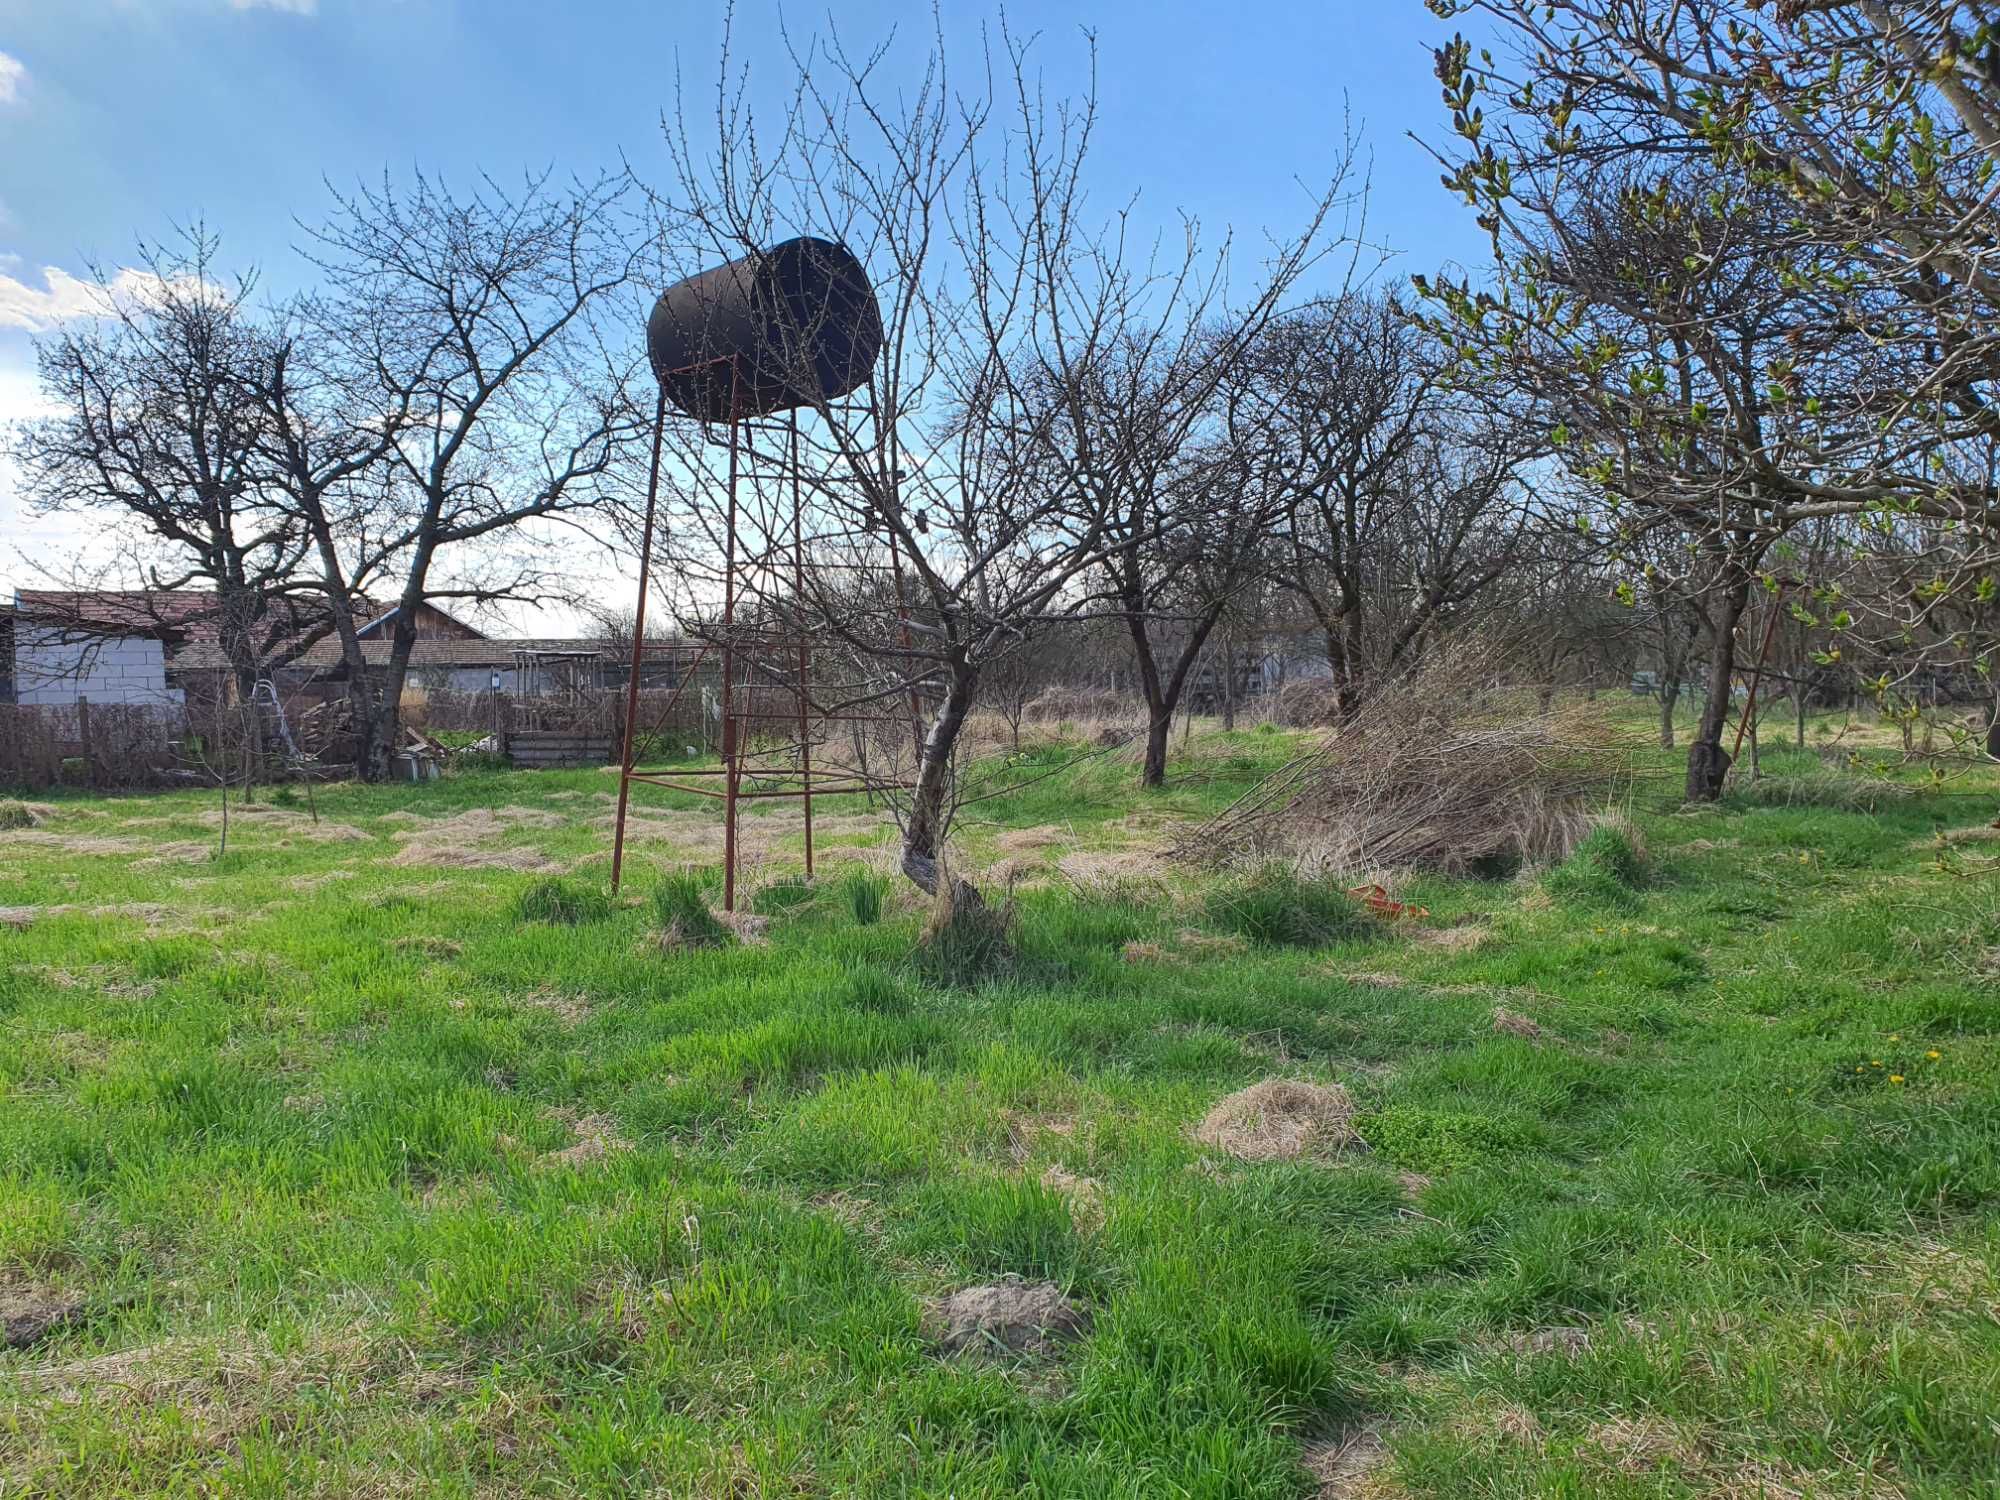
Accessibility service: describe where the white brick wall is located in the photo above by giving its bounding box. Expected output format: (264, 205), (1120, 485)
(15, 628), (187, 707)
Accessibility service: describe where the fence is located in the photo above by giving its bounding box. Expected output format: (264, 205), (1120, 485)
(406, 687), (721, 761)
(0, 700), (275, 791)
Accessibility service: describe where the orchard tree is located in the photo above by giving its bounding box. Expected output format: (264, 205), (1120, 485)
(1416, 0), (2000, 794)
(641, 19), (1357, 892)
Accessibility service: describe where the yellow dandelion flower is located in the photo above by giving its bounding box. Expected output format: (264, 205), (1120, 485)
(1889, 1033), (1901, 1042)
(1927, 1050), (1941, 1061)
(1889, 1075), (1905, 1085)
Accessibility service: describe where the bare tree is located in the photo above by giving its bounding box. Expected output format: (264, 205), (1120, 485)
(1249, 296), (1539, 715)
(290, 169), (653, 779)
(12, 231), (334, 698)
(642, 19), (1357, 892)
(1045, 325), (1304, 787)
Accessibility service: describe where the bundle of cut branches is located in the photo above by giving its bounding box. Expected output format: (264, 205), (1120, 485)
(1177, 647), (1638, 876)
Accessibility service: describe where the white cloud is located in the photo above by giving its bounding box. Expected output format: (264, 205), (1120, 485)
(0, 51), (27, 106)
(0, 265), (175, 334)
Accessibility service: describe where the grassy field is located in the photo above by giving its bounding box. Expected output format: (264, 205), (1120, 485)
(2, 714), (1997, 1498)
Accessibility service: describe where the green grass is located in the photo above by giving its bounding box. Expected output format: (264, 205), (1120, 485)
(652, 868), (729, 948)
(513, 876), (615, 926)
(1, 712), (1997, 1497)
(1205, 867), (1377, 947)
(1543, 819), (1649, 908)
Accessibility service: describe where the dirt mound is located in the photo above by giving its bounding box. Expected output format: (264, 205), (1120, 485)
(3, 1283), (86, 1350)
(928, 1277), (1088, 1359)
(1194, 1079), (1359, 1162)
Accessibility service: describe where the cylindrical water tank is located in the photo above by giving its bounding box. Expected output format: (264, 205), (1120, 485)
(646, 237), (884, 421)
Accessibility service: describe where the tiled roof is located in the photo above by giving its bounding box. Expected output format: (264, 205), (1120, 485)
(169, 636), (643, 673)
(14, 590), (226, 640)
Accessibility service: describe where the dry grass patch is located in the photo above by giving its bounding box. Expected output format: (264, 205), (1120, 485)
(995, 824), (1070, 853)
(1056, 849), (1166, 886)
(1342, 971), (1408, 989)
(1584, 1415), (1706, 1474)
(517, 987), (592, 1025)
(199, 808), (373, 844)
(1440, 1395), (1544, 1450)
(385, 829), (566, 875)
(392, 935), (464, 960)
(1412, 922), (1494, 953)
(0, 904), (68, 928)
(1302, 1421), (1396, 1499)
(0, 831), (153, 857)
(538, 1111), (632, 1169)
(717, 909), (772, 945)
(1492, 1007), (1543, 1041)
(4, 1326), (459, 1462)
(1501, 1325), (1593, 1357)
(1038, 1164), (1105, 1232)
(1193, 1079), (1360, 1162)
(1917, 823), (2000, 848)
(0, 800), (55, 829)
(1173, 927), (1249, 958)
(131, 841), (220, 868)
(287, 869), (356, 893)
(1003, 1110), (1080, 1167)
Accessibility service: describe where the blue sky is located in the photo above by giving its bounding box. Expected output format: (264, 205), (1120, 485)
(0, 0), (1492, 621)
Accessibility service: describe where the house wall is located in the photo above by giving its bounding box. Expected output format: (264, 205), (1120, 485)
(14, 628), (186, 707)
(410, 603), (486, 641)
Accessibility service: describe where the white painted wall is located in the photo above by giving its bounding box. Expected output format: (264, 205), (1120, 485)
(14, 627), (186, 707)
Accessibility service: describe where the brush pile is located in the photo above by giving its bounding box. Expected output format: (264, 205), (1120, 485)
(1176, 647), (1638, 876)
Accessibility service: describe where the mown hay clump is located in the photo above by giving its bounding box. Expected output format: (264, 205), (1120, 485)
(1194, 1079), (1360, 1161)
(0, 800), (49, 831)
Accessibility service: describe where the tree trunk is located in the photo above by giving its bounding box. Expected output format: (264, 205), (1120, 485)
(900, 659), (978, 897)
(1685, 573), (1750, 801)
(301, 491), (389, 781)
(1658, 677), (1680, 749)
(1142, 708), (1173, 788)
(1325, 626), (1359, 719)
(1220, 632), (1237, 732)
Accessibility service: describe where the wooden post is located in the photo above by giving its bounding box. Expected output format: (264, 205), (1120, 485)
(76, 697), (94, 788)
